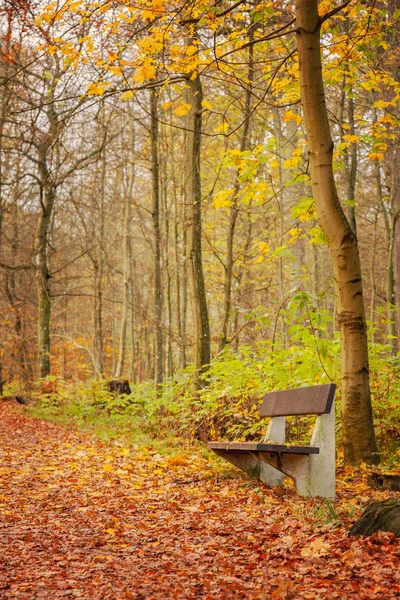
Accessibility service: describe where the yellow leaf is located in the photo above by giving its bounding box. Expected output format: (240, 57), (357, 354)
(87, 82), (107, 96)
(257, 241), (270, 255)
(173, 102), (192, 116)
(283, 109), (302, 125)
(212, 189), (234, 208)
(102, 463), (114, 472)
(132, 64), (156, 84)
(301, 538), (331, 558)
(342, 134), (360, 144)
(120, 90), (134, 100)
(202, 99), (212, 110)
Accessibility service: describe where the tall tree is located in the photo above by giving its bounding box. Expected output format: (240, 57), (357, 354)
(150, 90), (164, 391)
(295, 0), (378, 465)
(185, 27), (210, 386)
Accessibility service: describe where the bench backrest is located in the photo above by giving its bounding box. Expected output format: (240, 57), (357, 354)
(260, 383), (336, 418)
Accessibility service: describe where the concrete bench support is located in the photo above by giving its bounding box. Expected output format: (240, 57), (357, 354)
(258, 402), (336, 498)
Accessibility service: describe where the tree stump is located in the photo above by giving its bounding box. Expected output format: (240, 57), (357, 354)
(107, 380), (131, 395)
(349, 499), (400, 537)
(368, 472), (400, 492)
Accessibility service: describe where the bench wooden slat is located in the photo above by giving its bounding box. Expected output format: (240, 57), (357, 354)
(207, 442), (319, 455)
(259, 383), (336, 418)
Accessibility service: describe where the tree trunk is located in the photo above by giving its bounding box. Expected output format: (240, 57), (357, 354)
(93, 150), (106, 376)
(115, 118), (135, 379)
(160, 125), (174, 378)
(346, 93), (358, 236)
(219, 30), (254, 351)
(186, 53), (210, 386)
(150, 90), (164, 392)
(34, 146), (56, 379)
(295, 0), (378, 465)
(380, 152), (398, 354)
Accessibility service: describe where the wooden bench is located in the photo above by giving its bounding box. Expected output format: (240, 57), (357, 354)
(207, 383), (336, 498)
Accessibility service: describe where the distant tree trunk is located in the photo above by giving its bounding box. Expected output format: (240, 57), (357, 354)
(387, 150), (399, 354)
(115, 119), (135, 379)
(219, 30), (254, 351)
(338, 41), (357, 237)
(232, 206), (253, 350)
(93, 150), (106, 376)
(130, 275), (136, 383)
(181, 215), (189, 369)
(346, 93), (358, 236)
(4, 196), (31, 382)
(150, 90), (164, 392)
(160, 125), (174, 378)
(185, 41), (210, 386)
(379, 151), (399, 354)
(35, 145), (56, 379)
(369, 209), (379, 342)
(296, 0), (378, 465)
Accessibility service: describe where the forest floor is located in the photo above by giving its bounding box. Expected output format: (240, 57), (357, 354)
(0, 402), (399, 600)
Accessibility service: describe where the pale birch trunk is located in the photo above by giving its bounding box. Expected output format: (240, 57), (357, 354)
(295, 0), (378, 465)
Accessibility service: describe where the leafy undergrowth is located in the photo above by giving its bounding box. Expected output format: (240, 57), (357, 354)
(0, 402), (399, 600)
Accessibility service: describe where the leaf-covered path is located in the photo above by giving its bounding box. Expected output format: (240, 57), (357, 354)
(0, 404), (399, 600)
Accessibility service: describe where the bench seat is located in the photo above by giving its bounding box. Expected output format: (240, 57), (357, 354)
(207, 442), (319, 454)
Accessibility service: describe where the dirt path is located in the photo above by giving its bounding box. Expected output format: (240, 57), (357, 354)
(0, 403), (399, 599)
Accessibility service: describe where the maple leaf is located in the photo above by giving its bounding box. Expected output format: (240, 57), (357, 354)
(301, 537), (331, 558)
(120, 90), (134, 100)
(87, 82), (108, 96)
(173, 102), (192, 116)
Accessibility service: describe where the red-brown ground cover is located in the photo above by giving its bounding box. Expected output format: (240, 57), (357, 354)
(0, 402), (399, 599)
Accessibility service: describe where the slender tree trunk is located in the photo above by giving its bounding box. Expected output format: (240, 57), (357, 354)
(181, 182), (189, 370)
(186, 47), (210, 386)
(161, 129), (174, 378)
(34, 145), (56, 379)
(370, 210), (379, 343)
(379, 154), (398, 354)
(4, 197), (31, 381)
(386, 150), (399, 353)
(115, 120), (135, 378)
(346, 93), (358, 235)
(130, 275), (136, 383)
(296, 0), (378, 465)
(93, 151), (106, 376)
(219, 32), (254, 351)
(150, 90), (164, 392)
(232, 204), (253, 351)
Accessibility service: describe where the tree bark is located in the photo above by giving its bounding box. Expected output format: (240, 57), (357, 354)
(34, 145), (56, 379)
(115, 117), (135, 379)
(295, 0), (378, 465)
(93, 149), (106, 376)
(346, 93), (358, 236)
(150, 90), (164, 392)
(219, 29), (254, 351)
(186, 46), (210, 385)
